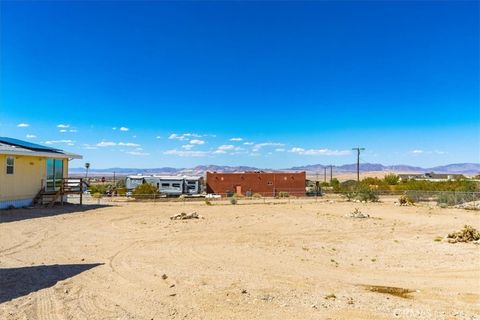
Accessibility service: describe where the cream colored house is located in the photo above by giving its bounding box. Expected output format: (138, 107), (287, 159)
(0, 137), (82, 209)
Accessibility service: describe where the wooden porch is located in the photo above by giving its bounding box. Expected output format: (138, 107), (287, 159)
(33, 178), (85, 207)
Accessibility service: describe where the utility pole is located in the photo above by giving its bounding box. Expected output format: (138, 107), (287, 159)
(352, 147), (365, 183)
(324, 167), (327, 183)
(329, 165), (333, 183)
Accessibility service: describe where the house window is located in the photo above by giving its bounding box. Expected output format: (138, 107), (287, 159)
(6, 156), (14, 174)
(267, 181), (273, 186)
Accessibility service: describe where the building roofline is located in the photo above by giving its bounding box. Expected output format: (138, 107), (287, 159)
(0, 149), (82, 159)
(0, 137), (82, 159)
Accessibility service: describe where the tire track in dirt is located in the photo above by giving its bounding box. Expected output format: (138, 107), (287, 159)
(1, 230), (64, 257)
(35, 288), (61, 320)
(73, 286), (130, 320)
(0, 228), (51, 255)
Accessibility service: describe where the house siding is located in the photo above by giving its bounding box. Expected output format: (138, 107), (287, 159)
(0, 155), (68, 208)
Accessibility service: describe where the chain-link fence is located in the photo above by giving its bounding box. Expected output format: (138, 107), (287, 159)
(63, 190), (480, 209)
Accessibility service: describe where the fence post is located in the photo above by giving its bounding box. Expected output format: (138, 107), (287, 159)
(80, 178), (83, 205)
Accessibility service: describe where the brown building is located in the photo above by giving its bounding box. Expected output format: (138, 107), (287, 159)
(206, 171), (306, 197)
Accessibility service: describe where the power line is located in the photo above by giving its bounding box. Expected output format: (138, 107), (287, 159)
(352, 147), (365, 183)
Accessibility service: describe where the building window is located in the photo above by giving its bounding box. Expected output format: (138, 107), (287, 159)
(6, 156), (14, 174)
(267, 181), (273, 185)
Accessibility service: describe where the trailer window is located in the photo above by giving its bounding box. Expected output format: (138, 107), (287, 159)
(161, 183), (170, 187)
(172, 183), (181, 188)
(6, 156), (14, 174)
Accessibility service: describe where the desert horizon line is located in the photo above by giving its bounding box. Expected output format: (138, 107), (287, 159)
(69, 162), (480, 171)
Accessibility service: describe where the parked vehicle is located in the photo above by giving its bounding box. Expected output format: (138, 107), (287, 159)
(125, 175), (149, 190)
(125, 175), (203, 197)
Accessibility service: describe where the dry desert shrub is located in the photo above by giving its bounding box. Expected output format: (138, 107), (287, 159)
(447, 225), (480, 243)
(399, 194), (415, 206)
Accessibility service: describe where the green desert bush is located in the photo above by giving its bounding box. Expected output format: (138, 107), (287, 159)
(343, 191), (357, 201)
(277, 191), (290, 198)
(89, 184), (110, 195)
(230, 197), (238, 205)
(116, 187), (127, 196)
(342, 185), (378, 202)
(383, 174), (400, 185)
(132, 183), (159, 200)
(356, 188), (379, 202)
(92, 192), (103, 199)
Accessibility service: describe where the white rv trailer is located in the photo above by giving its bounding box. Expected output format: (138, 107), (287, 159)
(125, 175), (203, 196)
(125, 175), (148, 191)
(183, 176), (203, 194)
(155, 176), (184, 196)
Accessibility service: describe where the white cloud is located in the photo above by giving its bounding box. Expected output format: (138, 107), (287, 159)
(168, 133), (205, 141)
(95, 141), (140, 147)
(112, 127), (117, 130)
(156, 136), (161, 139)
(126, 151), (150, 156)
(289, 147), (350, 156)
(120, 127), (129, 131)
(17, 123), (29, 128)
(118, 142), (140, 147)
(164, 149), (209, 157)
(96, 141), (117, 147)
(82, 144), (98, 150)
(44, 140), (75, 146)
(59, 129), (67, 133)
(410, 149), (447, 155)
(230, 137), (243, 141)
(69, 129), (78, 133)
(252, 142), (284, 152)
(275, 148), (285, 152)
(189, 139), (205, 145)
(213, 144), (243, 154)
(26, 134), (36, 139)
(182, 144), (194, 150)
(243, 142), (254, 145)
(168, 133), (182, 140)
(217, 144), (235, 151)
(57, 124), (70, 128)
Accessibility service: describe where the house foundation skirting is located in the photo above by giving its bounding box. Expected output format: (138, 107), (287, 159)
(0, 198), (33, 209)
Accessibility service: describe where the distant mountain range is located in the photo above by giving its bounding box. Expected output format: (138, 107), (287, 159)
(70, 163), (480, 176)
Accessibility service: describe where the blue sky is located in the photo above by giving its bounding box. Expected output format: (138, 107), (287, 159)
(1, 1), (479, 169)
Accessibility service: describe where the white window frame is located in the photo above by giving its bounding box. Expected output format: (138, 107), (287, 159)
(6, 156), (14, 175)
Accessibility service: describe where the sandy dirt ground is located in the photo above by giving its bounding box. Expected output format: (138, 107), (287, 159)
(1, 197), (479, 320)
